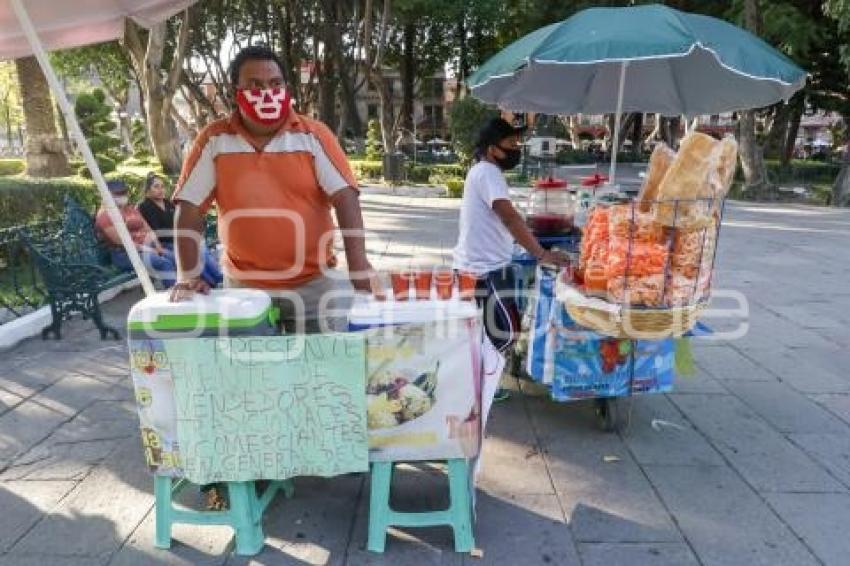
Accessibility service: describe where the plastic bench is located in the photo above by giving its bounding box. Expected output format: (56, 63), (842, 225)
(154, 477), (294, 556)
(367, 458), (474, 553)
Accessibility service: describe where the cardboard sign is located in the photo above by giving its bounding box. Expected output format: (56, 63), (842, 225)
(365, 318), (483, 462)
(130, 334), (368, 484)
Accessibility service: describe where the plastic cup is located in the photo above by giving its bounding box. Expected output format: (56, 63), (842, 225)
(414, 269), (433, 300)
(458, 271), (478, 301)
(434, 269), (454, 300)
(391, 271), (412, 301)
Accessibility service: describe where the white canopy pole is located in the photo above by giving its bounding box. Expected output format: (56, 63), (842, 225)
(11, 0), (156, 296)
(608, 61), (628, 187)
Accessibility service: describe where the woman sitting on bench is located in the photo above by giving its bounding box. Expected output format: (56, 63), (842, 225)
(138, 173), (222, 287)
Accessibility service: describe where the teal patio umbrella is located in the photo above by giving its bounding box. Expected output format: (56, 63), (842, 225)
(468, 3), (807, 185)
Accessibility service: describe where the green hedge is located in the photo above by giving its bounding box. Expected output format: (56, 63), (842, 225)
(0, 172), (150, 228)
(407, 165), (432, 183)
(555, 149), (649, 165)
(78, 155), (117, 177)
(350, 160), (383, 181)
(431, 163), (465, 178)
(445, 178), (464, 198)
(555, 149), (597, 165)
(764, 160), (840, 184)
(350, 159), (466, 185)
(0, 159), (24, 177)
(504, 171), (530, 186)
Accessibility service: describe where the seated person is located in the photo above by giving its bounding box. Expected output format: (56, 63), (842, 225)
(95, 180), (177, 288)
(138, 172), (222, 287)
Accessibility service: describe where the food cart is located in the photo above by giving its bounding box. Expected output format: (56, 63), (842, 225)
(467, 4), (806, 431)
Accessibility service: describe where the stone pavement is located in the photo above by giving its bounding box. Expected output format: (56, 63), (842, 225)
(1, 191), (850, 565)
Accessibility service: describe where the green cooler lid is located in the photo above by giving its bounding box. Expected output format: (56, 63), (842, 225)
(127, 289), (273, 332)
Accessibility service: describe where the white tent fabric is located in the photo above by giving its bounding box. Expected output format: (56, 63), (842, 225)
(0, 0), (195, 59)
(3, 0), (197, 296)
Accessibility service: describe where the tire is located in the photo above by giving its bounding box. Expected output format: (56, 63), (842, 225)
(595, 397), (626, 432)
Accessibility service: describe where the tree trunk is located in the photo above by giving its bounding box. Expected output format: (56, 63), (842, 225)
(659, 116), (681, 148)
(564, 115), (581, 149)
(738, 111), (771, 197)
(832, 145), (850, 206)
(123, 17), (190, 175)
(644, 113), (661, 146)
(147, 90), (183, 173)
(336, 69), (362, 138)
(763, 103), (791, 160)
(377, 82), (397, 153)
(55, 99), (70, 150)
(782, 94), (804, 165)
(456, 10), (468, 98)
(5, 104), (12, 150)
(331, 2), (362, 138)
(737, 0), (772, 198)
(606, 113), (636, 153)
(630, 113), (644, 156)
(363, 0), (397, 153)
(115, 91), (133, 154)
(400, 22), (415, 133)
(317, 56), (337, 127)
(119, 113), (133, 153)
(15, 56), (70, 177)
(317, 4), (338, 129)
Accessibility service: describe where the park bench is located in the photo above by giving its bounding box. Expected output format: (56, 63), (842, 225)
(20, 195), (136, 340)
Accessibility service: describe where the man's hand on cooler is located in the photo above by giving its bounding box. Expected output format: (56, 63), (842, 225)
(169, 277), (210, 302)
(350, 261), (386, 300)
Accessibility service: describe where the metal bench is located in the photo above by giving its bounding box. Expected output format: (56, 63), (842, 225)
(20, 196), (136, 340)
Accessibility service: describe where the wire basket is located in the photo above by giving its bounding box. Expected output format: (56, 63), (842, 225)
(557, 196), (725, 339)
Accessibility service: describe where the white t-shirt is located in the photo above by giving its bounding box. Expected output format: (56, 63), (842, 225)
(452, 161), (514, 275)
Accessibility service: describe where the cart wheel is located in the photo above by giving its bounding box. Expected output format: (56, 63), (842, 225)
(595, 398), (627, 433)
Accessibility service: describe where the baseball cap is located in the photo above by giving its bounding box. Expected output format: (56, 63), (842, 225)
(475, 118), (527, 151)
(106, 180), (128, 194)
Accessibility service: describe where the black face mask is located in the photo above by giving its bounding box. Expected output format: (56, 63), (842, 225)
(494, 147), (522, 170)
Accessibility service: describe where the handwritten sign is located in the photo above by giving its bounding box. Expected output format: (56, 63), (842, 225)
(163, 333), (368, 484)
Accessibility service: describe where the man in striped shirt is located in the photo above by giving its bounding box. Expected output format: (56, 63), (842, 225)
(170, 45), (382, 332)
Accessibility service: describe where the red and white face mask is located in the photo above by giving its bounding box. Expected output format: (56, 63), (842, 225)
(236, 87), (291, 126)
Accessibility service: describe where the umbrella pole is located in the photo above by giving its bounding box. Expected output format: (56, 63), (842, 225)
(608, 61), (628, 187)
(10, 0), (156, 297)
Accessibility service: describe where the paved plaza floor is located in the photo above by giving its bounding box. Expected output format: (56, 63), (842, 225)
(1, 191), (850, 565)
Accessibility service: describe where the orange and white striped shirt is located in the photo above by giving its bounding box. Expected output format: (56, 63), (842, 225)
(173, 112), (357, 289)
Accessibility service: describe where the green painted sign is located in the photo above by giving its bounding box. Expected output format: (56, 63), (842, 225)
(164, 333), (368, 484)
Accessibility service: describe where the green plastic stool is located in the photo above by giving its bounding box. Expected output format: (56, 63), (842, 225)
(154, 476), (294, 556)
(367, 458), (474, 553)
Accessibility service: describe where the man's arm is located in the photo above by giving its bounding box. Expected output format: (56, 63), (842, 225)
(331, 187), (384, 298)
(170, 201), (209, 300)
(492, 200), (570, 266)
